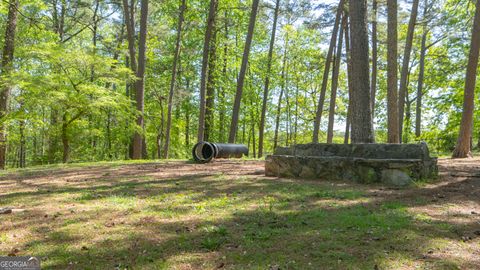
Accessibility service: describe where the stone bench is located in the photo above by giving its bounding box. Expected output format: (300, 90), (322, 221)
(265, 142), (438, 186)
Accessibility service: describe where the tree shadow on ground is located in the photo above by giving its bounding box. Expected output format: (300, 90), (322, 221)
(1, 159), (479, 269)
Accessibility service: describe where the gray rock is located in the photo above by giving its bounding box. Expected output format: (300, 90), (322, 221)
(381, 169), (412, 186)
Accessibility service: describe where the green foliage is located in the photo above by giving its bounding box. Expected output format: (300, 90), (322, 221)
(0, 0), (477, 167)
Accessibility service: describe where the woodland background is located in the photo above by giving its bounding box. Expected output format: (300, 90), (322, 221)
(0, 0), (478, 167)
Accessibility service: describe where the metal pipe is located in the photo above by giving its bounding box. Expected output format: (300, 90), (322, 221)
(192, 142), (248, 163)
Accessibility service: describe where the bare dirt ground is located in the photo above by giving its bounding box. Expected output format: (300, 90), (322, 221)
(0, 158), (479, 269)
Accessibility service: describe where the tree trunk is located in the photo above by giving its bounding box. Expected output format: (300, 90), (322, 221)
(284, 70), (291, 146)
(415, 1), (429, 138)
(219, 10), (228, 143)
(387, 0), (400, 143)
(294, 75), (299, 145)
(327, 16), (345, 143)
(132, 0), (149, 159)
(157, 97), (165, 159)
(205, 7), (218, 142)
(371, 0), (378, 119)
(198, 0), (217, 142)
(0, 0), (19, 169)
(185, 102), (190, 149)
(349, 0), (374, 143)
(250, 99), (257, 158)
(404, 95), (412, 143)
(19, 120), (26, 168)
(163, 0), (186, 159)
(398, 0), (420, 142)
(122, 0), (137, 159)
(48, 0), (65, 163)
(452, 0), (480, 158)
(313, 0), (345, 143)
(122, 0), (137, 74)
(228, 0), (260, 143)
(90, 0), (99, 156)
(344, 9), (353, 144)
(273, 34), (289, 151)
(61, 115), (69, 163)
(258, 0), (281, 158)
(90, 0), (100, 82)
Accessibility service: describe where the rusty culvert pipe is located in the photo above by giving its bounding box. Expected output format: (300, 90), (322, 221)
(192, 142), (248, 163)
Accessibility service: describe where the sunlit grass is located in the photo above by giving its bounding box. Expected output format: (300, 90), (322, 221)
(0, 161), (477, 269)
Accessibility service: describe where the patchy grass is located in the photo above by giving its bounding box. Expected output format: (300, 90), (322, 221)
(0, 160), (479, 269)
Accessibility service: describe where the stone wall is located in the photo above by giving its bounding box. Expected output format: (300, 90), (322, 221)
(265, 143), (438, 186)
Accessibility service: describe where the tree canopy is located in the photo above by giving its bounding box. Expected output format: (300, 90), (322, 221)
(0, 0), (479, 167)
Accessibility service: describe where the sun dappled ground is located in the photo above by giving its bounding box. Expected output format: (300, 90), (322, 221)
(0, 159), (479, 270)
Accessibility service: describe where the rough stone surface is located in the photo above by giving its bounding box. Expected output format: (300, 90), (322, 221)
(381, 169), (412, 186)
(265, 142), (438, 186)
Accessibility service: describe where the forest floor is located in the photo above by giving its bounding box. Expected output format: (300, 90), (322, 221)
(0, 158), (479, 270)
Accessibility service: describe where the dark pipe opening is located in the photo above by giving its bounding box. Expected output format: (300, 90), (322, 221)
(192, 142), (216, 163)
(202, 144), (214, 159)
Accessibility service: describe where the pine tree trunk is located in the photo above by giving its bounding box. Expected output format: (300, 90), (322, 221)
(327, 17), (345, 143)
(132, 0), (149, 159)
(371, 0), (378, 119)
(218, 11), (228, 143)
(0, 0), (19, 169)
(294, 64), (299, 145)
(349, 0), (374, 143)
(90, 0), (100, 82)
(185, 102), (190, 148)
(122, 0), (137, 74)
(273, 35), (289, 151)
(185, 78), (192, 150)
(344, 10), (353, 144)
(452, 0), (480, 158)
(416, 1), (429, 138)
(284, 72), (291, 146)
(19, 120), (26, 168)
(163, 0), (186, 159)
(313, 0), (345, 143)
(398, 0), (420, 142)
(250, 99), (257, 158)
(122, 0), (137, 159)
(258, 0), (281, 158)
(157, 97), (165, 159)
(198, 0), (217, 142)
(228, 0), (260, 143)
(387, 0), (400, 143)
(205, 8), (218, 142)
(61, 114), (69, 163)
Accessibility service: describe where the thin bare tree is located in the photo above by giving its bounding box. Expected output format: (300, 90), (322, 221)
(313, 0), (345, 143)
(344, 8), (353, 144)
(259, 0), (281, 158)
(415, 0), (429, 138)
(398, 0), (420, 142)
(327, 16), (346, 143)
(163, 0), (186, 159)
(273, 34), (289, 151)
(228, 0), (260, 143)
